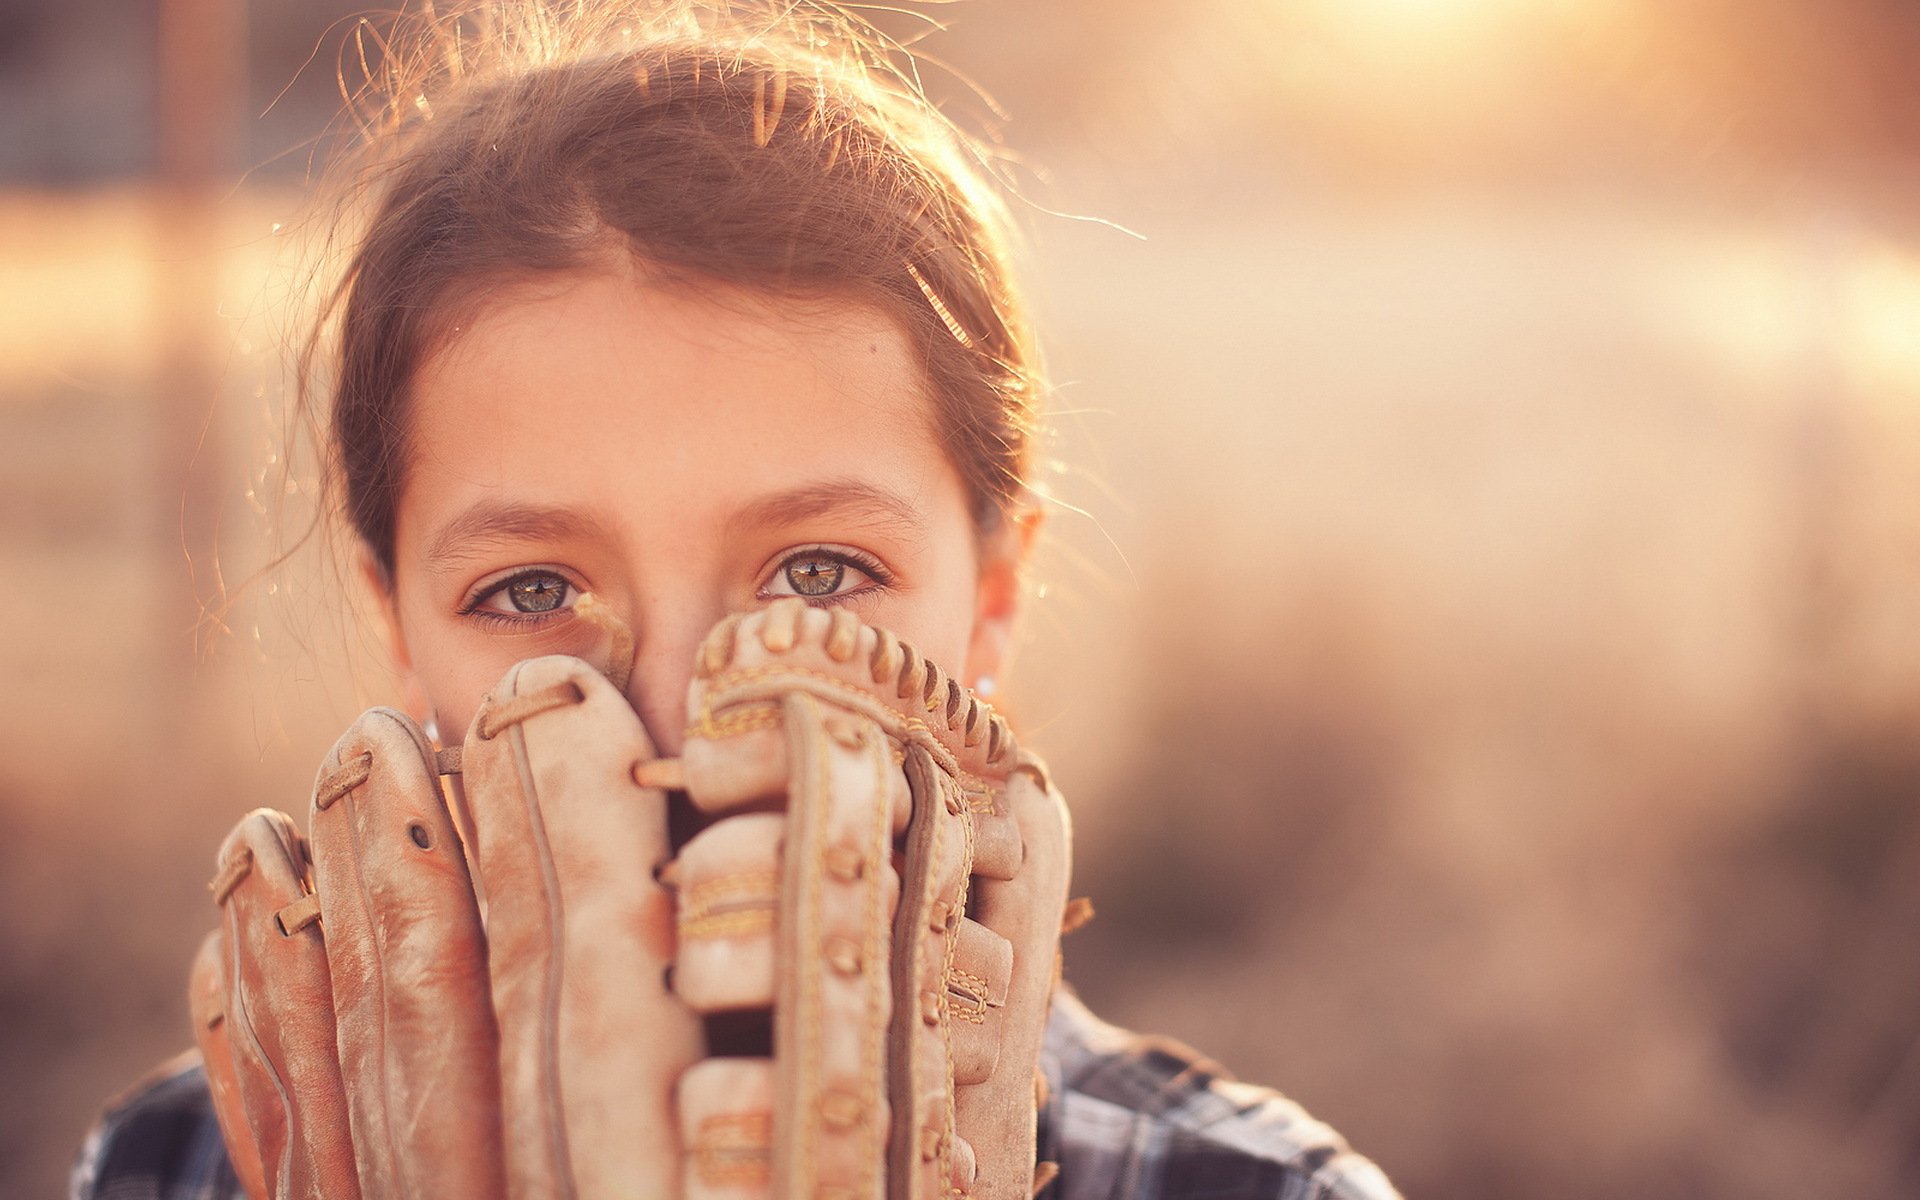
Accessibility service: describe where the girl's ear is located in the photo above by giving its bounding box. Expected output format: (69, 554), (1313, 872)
(358, 548), (431, 727)
(965, 505), (1044, 690)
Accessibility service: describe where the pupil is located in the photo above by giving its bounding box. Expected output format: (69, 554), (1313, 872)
(787, 558), (843, 597)
(508, 575), (566, 613)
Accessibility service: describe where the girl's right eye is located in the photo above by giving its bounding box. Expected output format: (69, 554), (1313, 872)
(461, 568), (580, 625)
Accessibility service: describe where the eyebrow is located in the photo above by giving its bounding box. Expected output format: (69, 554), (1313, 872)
(424, 502), (609, 571)
(726, 478), (929, 542)
(422, 480), (928, 571)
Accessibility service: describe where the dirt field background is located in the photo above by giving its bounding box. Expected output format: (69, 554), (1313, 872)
(7, 3), (1920, 1197)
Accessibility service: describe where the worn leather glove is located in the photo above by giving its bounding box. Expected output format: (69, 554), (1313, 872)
(191, 597), (1072, 1199)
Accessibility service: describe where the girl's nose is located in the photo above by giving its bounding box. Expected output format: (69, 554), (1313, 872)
(627, 648), (691, 756)
(623, 607), (732, 759)
(576, 590), (709, 755)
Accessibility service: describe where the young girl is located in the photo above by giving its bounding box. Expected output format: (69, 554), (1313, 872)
(75, 4), (1398, 1197)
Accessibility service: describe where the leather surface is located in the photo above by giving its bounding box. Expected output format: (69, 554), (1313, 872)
(949, 765), (1071, 1200)
(188, 930), (268, 1200)
(306, 707), (503, 1199)
(213, 810), (359, 1199)
(679, 1057), (776, 1199)
(195, 599), (1071, 1200)
(461, 657), (701, 1198)
(674, 599), (1073, 1200)
(888, 743), (978, 1198)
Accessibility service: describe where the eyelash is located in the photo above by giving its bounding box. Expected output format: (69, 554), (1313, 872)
(456, 566), (581, 632)
(762, 545), (894, 604)
(455, 546), (894, 631)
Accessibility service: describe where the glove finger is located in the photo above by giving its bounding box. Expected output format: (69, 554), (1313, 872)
(671, 813), (782, 1013)
(682, 600), (1057, 1200)
(462, 655), (701, 1199)
(890, 743), (981, 1198)
(671, 808), (904, 1013)
(681, 608), (912, 837)
(951, 768), (1072, 1200)
(678, 1058), (775, 1200)
(210, 808), (360, 1200)
(189, 929), (269, 1200)
(946, 918), (1014, 1084)
(306, 708), (505, 1200)
(770, 690), (899, 1197)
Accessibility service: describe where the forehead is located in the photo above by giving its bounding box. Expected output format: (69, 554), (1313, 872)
(399, 264), (948, 543)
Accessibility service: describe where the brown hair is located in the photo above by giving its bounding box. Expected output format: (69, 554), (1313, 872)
(304, 2), (1041, 581)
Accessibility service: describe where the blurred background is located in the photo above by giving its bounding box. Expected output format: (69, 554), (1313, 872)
(6, 1), (1920, 1196)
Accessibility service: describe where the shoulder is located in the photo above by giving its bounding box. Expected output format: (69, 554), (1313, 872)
(1040, 991), (1401, 1200)
(71, 1052), (243, 1200)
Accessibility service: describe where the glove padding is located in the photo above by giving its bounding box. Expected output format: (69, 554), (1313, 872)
(197, 657), (697, 1199)
(193, 598), (1071, 1199)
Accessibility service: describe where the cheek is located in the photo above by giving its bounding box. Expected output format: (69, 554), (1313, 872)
(876, 537), (981, 677)
(916, 587), (980, 676)
(408, 641), (497, 741)
(393, 593), (506, 740)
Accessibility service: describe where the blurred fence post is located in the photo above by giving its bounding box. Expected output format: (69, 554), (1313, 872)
(154, 0), (248, 677)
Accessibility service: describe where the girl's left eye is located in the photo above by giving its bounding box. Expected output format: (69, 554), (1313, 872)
(762, 548), (888, 602)
(465, 568), (579, 621)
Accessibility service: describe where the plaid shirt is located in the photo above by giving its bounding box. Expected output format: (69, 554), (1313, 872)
(73, 990), (1399, 1200)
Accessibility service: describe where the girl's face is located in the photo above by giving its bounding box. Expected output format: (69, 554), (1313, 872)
(373, 258), (1030, 752)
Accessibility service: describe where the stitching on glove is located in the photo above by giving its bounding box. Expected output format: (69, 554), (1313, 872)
(678, 870), (781, 939)
(682, 870), (781, 910)
(697, 601), (1021, 768)
(947, 967), (994, 1005)
(858, 728), (893, 1136)
(698, 602), (1013, 752)
(699, 664), (971, 777)
(693, 1113), (773, 1185)
(795, 697), (830, 1188)
(941, 768), (978, 1186)
(680, 908), (776, 938)
(686, 702), (782, 740)
(946, 969), (992, 1024)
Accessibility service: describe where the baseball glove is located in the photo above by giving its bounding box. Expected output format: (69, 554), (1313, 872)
(192, 597), (1072, 1200)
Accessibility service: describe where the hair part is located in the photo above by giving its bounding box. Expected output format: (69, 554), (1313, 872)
(301, 2), (1042, 582)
